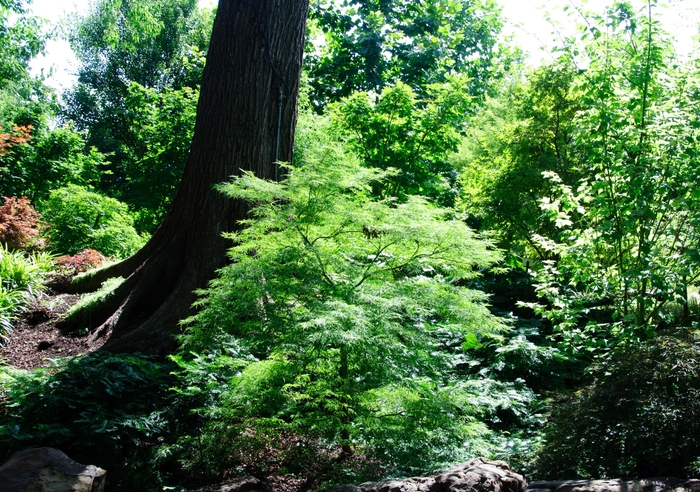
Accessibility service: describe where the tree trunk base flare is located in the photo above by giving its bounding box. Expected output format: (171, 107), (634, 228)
(55, 0), (310, 355)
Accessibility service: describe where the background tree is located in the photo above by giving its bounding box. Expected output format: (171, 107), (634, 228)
(61, 0), (311, 355)
(306, 0), (508, 110)
(62, 0), (214, 229)
(333, 77), (472, 204)
(455, 61), (583, 264)
(0, 0), (113, 215)
(0, 0), (49, 128)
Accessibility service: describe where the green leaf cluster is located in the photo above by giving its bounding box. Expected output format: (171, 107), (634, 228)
(522, 1), (700, 351)
(62, 0), (213, 231)
(118, 82), (198, 231)
(0, 0), (45, 90)
(40, 184), (147, 258)
(0, 243), (51, 339)
(0, 123), (107, 203)
(333, 78), (472, 204)
(454, 61), (583, 263)
(0, 353), (178, 490)
(537, 331), (700, 479)
(306, 0), (507, 109)
(172, 115), (537, 476)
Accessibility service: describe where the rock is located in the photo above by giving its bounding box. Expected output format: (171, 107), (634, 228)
(430, 458), (526, 492)
(671, 481), (700, 492)
(525, 478), (684, 492)
(190, 475), (271, 492)
(326, 457), (528, 492)
(0, 447), (106, 492)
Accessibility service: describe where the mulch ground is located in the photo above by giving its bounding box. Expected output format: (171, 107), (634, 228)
(0, 293), (104, 370)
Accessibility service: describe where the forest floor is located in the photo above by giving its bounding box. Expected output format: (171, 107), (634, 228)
(0, 291), (324, 491)
(0, 293), (103, 370)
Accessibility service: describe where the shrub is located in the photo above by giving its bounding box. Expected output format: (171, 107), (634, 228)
(0, 353), (180, 491)
(0, 243), (52, 339)
(55, 248), (106, 275)
(173, 118), (536, 479)
(0, 196), (43, 251)
(536, 332), (700, 479)
(0, 125), (32, 155)
(40, 185), (147, 258)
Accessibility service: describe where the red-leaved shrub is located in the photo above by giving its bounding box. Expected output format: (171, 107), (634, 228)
(0, 196), (43, 251)
(55, 248), (106, 274)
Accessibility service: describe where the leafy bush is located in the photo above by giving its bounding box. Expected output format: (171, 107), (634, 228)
(536, 331), (700, 479)
(0, 195), (43, 251)
(0, 353), (180, 491)
(40, 184), (147, 258)
(173, 117), (536, 480)
(55, 248), (106, 275)
(0, 243), (52, 339)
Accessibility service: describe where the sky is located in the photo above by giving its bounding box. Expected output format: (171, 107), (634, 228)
(28, 0), (700, 91)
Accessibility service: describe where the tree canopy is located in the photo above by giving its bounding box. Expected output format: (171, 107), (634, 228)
(306, 0), (508, 109)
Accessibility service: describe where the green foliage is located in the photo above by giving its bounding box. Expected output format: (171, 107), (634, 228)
(521, 2), (700, 352)
(63, 0), (213, 208)
(333, 78), (471, 203)
(0, 1), (62, 199)
(0, 0), (54, 135)
(173, 115), (536, 477)
(40, 184), (147, 258)
(0, 353), (178, 490)
(455, 61), (583, 262)
(0, 243), (50, 292)
(0, 243), (52, 339)
(536, 331), (700, 479)
(0, 0), (46, 90)
(307, 0), (507, 109)
(0, 123), (107, 203)
(119, 82), (198, 232)
(66, 0), (211, 92)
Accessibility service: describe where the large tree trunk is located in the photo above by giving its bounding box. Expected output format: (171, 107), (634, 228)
(61, 0), (310, 354)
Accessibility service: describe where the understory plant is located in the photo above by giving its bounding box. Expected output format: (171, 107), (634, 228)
(0, 353), (179, 490)
(40, 184), (147, 258)
(0, 195), (43, 250)
(536, 330), (700, 479)
(172, 117), (536, 480)
(0, 243), (52, 339)
(521, 1), (700, 353)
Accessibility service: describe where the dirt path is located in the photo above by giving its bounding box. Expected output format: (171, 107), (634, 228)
(0, 293), (104, 370)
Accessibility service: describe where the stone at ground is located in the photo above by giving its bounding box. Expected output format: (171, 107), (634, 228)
(0, 447), (106, 492)
(190, 475), (271, 492)
(525, 478), (700, 492)
(325, 457), (528, 492)
(671, 481), (700, 492)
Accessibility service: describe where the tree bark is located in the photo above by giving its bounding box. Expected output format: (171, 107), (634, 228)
(62, 0), (310, 354)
